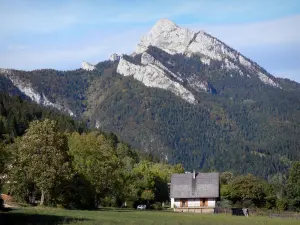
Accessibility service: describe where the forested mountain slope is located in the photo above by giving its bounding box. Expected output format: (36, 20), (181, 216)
(0, 92), (87, 142)
(1, 19), (300, 177)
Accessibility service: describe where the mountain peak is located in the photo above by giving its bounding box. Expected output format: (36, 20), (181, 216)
(152, 18), (178, 31)
(136, 18), (195, 54)
(81, 61), (96, 71)
(134, 19), (280, 88)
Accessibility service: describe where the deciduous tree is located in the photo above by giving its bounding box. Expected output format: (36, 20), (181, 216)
(68, 132), (121, 207)
(13, 119), (72, 205)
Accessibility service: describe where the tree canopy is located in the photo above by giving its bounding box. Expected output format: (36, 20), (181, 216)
(9, 119), (72, 205)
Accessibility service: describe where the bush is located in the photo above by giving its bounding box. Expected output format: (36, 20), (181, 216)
(288, 198), (300, 212)
(101, 196), (117, 207)
(265, 196), (277, 209)
(125, 200), (134, 208)
(151, 202), (162, 210)
(276, 199), (288, 211)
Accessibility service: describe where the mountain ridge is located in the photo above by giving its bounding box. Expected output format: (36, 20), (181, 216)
(0, 18), (300, 177)
(134, 19), (279, 87)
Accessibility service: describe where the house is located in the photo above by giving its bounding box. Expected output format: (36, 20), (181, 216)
(170, 171), (219, 213)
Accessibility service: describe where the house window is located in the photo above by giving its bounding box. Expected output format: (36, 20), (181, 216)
(200, 198), (208, 207)
(180, 199), (188, 207)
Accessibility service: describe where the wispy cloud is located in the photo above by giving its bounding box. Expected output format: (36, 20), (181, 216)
(7, 45), (30, 51)
(0, 27), (147, 70)
(1, 0), (300, 35)
(0, 1), (79, 35)
(185, 15), (300, 48)
(0, 0), (299, 82)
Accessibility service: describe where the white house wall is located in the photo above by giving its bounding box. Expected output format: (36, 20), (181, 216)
(171, 198), (181, 208)
(187, 198), (201, 207)
(207, 198), (216, 207)
(171, 198), (216, 208)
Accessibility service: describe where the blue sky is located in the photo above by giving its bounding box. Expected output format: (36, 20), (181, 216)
(0, 0), (299, 82)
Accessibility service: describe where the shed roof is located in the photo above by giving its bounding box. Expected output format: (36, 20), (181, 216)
(170, 172), (219, 198)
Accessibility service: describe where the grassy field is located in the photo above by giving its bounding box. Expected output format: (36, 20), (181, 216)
(0, 207), (299, 225)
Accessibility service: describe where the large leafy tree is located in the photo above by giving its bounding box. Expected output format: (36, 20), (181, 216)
(132, 160), (184, 203)
(268, 173), (287, 199)
(10, 119), (72, 205)
(220, 171), (234, 186)
(228, 174), (274, 207)
(68, 132), (122, 207)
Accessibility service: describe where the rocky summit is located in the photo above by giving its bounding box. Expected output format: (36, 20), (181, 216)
(117, 19), (279, 105)
(1, 19), (300, 177)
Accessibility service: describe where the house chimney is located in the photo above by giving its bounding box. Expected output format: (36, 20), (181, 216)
(193, 170), (196, 179)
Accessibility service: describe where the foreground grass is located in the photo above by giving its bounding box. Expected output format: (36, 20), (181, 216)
(0, 207), (299, 225)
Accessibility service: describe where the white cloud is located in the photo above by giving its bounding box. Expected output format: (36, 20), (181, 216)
(183, 15), (300, 48)
(3, 0), (297, 35)
(0, 1), (299, 83)
(0, 28), (147, 70)
(7, 45), (30, 51)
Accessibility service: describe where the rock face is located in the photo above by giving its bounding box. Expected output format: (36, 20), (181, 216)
(136, 19), (195, 55)
(0, 69), (74, 116)
(117, 55), (197, 104)
(109, 53), (121, 61)
(132, 18), (280, 89)
(0, 18), (282, 109)
(81, 61), (96, 71)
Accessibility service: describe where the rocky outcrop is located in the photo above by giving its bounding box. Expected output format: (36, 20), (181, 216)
(81, 61), (96, 71)
(109, 53), (122, 61)
(117, 56), (197, 104)
(134, 18), (280, 88)
(0, 71), (74, 116)
(136, 18), (195, 55)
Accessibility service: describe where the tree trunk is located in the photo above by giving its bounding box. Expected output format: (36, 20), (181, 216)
(40, 190), (45, 205)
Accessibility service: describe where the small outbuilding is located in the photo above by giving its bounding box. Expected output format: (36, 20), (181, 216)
(170, 171), (219, 213)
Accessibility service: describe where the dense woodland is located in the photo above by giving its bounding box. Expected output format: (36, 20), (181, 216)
(0, 93), (300, 211)
(1, 55), (300, 179)
(0, 93), (183, 209)
(0, 120), (183, 209)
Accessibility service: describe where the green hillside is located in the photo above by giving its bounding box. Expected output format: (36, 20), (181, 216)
(1, 52), (300, 178)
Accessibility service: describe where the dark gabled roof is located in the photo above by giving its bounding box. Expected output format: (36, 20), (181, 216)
(170, 172), (219, 198)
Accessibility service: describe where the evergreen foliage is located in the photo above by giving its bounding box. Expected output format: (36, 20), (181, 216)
(2, 54), (300, 178)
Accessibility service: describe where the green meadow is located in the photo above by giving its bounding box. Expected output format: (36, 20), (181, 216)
(1, 207), (299, 225)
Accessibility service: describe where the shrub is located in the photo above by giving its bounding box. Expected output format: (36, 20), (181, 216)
(101, 196), (117, 207)
(151, 202), (162, 210)
(276, 199), (288, 211)
(265, 196), (277, 209)
(288, 198), (300, 212)
(125, 200), (134, 208)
